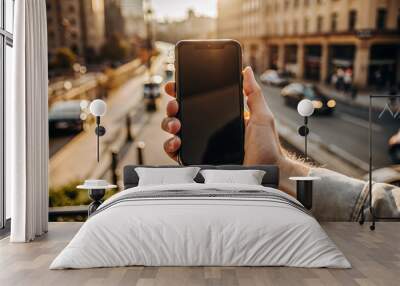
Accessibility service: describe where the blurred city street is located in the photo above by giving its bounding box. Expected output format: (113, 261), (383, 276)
(49, 42), (175, 189)
(49, 41), (399, 188)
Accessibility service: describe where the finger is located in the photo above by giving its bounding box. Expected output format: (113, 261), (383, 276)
(242, 66), (272, 117)
(161, 117), (181, 134)
(166, 99), (179, 117)
(242, 66), (261, 97)
(164, 81), (176, 98)
(163, 136), (181, 160)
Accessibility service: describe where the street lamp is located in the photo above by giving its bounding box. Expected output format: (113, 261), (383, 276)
(143, 0), (158, 112)
(143, 0), (154, 71)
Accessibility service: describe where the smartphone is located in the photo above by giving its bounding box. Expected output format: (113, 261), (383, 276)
(175, 40), (244, 165)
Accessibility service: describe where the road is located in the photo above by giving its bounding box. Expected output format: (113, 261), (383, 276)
(49, 134), (76, 157)
(261, 83), (399, 170)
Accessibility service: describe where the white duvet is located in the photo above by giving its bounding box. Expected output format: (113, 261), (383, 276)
(50, 183), (351, 269)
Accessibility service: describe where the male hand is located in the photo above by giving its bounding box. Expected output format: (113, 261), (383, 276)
(161, 67), (309, 193)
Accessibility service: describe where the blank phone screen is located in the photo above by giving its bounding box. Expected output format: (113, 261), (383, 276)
(177, 42), (244, 165)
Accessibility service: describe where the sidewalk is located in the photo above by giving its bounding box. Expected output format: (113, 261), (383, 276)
(317, 83), (395, 110)
(116, 92), (176, 188)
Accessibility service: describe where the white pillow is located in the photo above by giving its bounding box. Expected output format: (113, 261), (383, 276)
(135, 167), (200, 186)
(200, 169), (266, 185)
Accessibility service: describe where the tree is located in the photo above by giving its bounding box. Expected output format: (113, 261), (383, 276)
(101, 33), (130, 63)
(51, 47), (77, 71)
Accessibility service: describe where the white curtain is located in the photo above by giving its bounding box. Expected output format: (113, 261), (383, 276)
(8, 0), (49, 242)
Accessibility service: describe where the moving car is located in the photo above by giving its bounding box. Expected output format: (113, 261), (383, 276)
(143, 75), (163, 111)
(389, 129), (400, 164)
(143, 75), (163, 99)
(281, 83), (336, 115)
(260, 70), (290, 87)
(49, 100), (89, 135)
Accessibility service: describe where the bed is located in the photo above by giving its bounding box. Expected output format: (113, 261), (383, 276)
(50, 165), (350, 269)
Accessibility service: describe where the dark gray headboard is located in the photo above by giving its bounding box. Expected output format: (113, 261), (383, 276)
(123, 165), (279, 189)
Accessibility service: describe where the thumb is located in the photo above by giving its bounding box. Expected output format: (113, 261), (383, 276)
(242, 67), (268, 116)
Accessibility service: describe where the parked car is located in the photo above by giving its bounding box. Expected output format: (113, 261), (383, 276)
(260, 70), (290, 87)
(49, 100), (89, 135)
(281, 83), (336, 115)
(389, 129), (400, 164)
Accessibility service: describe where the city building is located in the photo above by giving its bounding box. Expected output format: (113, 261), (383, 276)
(121, 0), (146, 38)
(181, 9), (217, 40)
(217, 0), (242, 40)
(218, 0), (400, 88)
(104, 0), (126, 38)
(156, 9), (217, 43)
(46, 0), (106, 61)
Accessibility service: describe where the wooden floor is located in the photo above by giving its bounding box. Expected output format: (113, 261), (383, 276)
(0, 222), (399, 286)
